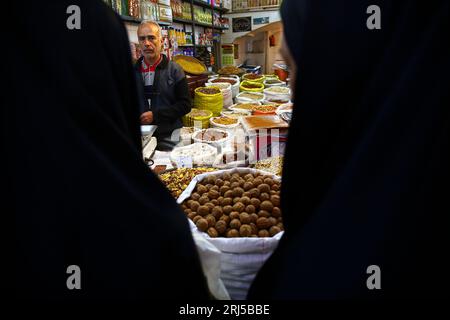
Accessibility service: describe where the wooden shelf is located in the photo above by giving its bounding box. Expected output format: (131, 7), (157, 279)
(213, 25), (229, 31)
(194, 21), (213, 28)
(192, 0), (229, 13)
(174, 17), (228, 31)
(231, 5), (279, 13)
(120, 15), (171, 26)
(173, 17), (193, 24)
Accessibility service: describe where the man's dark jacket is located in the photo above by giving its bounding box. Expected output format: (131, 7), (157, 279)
(135, 54), (191, 137)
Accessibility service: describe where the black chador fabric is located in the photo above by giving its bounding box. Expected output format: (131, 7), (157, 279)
(248, 0), (450, 299)
(5, 0), (209, 299)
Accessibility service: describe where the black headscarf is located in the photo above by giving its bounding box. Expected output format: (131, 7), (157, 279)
(248, 0), (450, 299)
(5, 0), (209, 299)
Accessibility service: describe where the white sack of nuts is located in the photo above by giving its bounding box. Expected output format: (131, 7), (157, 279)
(177, 168), (284, 300)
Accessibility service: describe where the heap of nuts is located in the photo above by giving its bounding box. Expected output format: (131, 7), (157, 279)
(159, 167), (216, 198)
(181, 171), (283, 238)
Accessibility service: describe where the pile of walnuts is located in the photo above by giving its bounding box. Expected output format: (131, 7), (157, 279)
(181, 171), (283, 238)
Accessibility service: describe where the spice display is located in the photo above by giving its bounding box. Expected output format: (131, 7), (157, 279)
(265, 86), (291, 94)
(183, 108), (213, 128)
(173, 55), (207, 75)
(241, 83), (262, 89)
(252, 105), (278, 115)
(218, 65), (245, 76)
(237, 92), (264, 101)
(181, 171), (283, 237)
(266, 98), (290, 106)
(243, 74), (264, 80)
(188, 109), (211, 117)
(265, 80), (283, 85)
(159, 167), (216, 198)
(221, 110), (252, 119)
(197, 87), (221, 95)
(206, 82), (231, 90)
(211, 78), (237, 85)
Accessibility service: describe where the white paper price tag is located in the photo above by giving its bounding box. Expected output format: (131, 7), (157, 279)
(176, 156), (193, 168)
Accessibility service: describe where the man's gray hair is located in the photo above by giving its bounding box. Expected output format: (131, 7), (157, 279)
(138, 20), (162, 38)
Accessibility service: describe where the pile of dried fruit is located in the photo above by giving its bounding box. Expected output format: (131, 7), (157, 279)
(159, 167), (216, 198)
(181, 171), (283, 238)
(253, 156), (284, 176)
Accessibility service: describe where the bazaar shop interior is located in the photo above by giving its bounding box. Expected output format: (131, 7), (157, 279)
(106, 0), (289, 167)
(105, 0), (289, 299)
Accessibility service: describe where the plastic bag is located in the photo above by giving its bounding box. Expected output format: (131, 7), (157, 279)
(194, 87), (224, 117)
(205, 82), (233, 109)
(208, 75), (240, 98)
(190, 226), (231, 300)
(178, 168), (284, 300)
(239, 80), (264, 93)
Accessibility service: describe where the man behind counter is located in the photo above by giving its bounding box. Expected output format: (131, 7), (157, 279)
(136, 21), (191, 151)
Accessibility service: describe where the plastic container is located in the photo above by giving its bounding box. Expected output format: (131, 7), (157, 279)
(274, 68), (289, 81)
